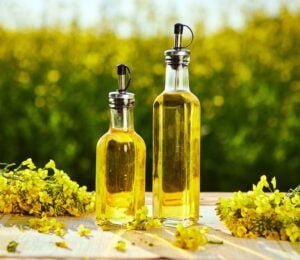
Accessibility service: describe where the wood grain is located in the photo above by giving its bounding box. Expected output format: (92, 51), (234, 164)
(0, 193), (298, 259)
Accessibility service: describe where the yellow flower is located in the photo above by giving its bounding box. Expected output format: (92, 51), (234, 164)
(55, 228), (66, 237)
(265, 230), (280, 240)
(21, 158), (36, 170)
(55, 241), (69, 249)
(29, 214), (66, 235)
(0, 199), (5, 209)
(77, 224), (91, 237)
(114, 240), (126, 252)
(257, 175), (269, 190)
(47, 70), (60, 83)
(37, 168), (48, 179)
(173, 223), (209, 250)
(216, 175), (300, 242)
(126, 206), (162, 230)
(235, 225), (247, 237)
(0, 176), (8, 188)
(39, 191), (53, 204)
(246, 231), (258, 239)
(286, 223), (300, 243)
(45, 159), (56, 170)
(271, 177), (276, 189)
(0, 159), (95, 217)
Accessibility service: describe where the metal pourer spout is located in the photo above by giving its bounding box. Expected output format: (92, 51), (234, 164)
(117, 64), (131, 93)
(109, 64), (134, 109)
(173, 23), (194, 50)
(165, 23), (194, 68)
(174, 23), (184, 49)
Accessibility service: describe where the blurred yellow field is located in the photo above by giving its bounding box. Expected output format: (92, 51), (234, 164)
(0, 8), (299, 192)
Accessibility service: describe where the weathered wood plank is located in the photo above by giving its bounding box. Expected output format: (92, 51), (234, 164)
(0, 193), (298, 259)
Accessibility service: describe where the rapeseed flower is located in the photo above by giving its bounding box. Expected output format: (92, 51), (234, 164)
(173, 223), (209, 250)
(0, 158), (95, 217)
(126, 206), (162, 230)
(216, 175), (300, 242)
(77, 224), (91, 237)
(114, 240), (126, 252)
(28, 213), (66, 235)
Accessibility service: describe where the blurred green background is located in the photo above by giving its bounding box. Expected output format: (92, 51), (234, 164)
(0, 1), (300, 191)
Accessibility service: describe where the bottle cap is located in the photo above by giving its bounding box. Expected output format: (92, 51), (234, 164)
(165, 23), (194, 66)
(109, 64), (135, 108)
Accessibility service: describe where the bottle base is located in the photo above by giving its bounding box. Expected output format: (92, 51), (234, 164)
(161, 217), (199, 227)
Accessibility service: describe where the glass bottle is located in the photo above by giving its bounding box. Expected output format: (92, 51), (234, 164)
(96, 64), (146, 228)
(153, 23), (201, 226)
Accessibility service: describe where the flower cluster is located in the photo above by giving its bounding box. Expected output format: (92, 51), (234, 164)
(28, 213), (66, 236)
(216, 175), (300, 242)
(173, 223), (209, 250)
(126, 206), (162, 230)
(0, 158), (95, 216)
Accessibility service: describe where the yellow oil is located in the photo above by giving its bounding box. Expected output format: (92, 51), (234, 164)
(153, 91), (200, 225)
(96, 128), (146, 227)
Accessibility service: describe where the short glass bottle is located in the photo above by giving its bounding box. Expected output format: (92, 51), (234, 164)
(96, 64), (146, 228)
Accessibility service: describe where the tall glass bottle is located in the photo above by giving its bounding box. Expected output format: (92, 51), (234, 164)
(96, 64), (146, 228)
(153, 23), (201, 226)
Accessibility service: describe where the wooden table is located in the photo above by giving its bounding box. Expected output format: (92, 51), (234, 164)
(0, 193), (299, 259)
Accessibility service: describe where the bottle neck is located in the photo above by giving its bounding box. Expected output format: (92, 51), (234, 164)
(110, 107), (134, 131)
(165, 64), (190, 91)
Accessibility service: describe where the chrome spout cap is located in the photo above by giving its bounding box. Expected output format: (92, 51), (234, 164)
(109, 64), (135, 108)
(117, 64), (130, 92)
(173, 23), (194, 49)
(174, 23), (184, 49)
(165, 23), (194, 66)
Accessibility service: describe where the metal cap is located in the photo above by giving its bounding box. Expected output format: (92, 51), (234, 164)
(165, 49), (190, 65)
(109, 64), (135, 108)
(165, 23), (193, 67)
(109, 91), (135, 108)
